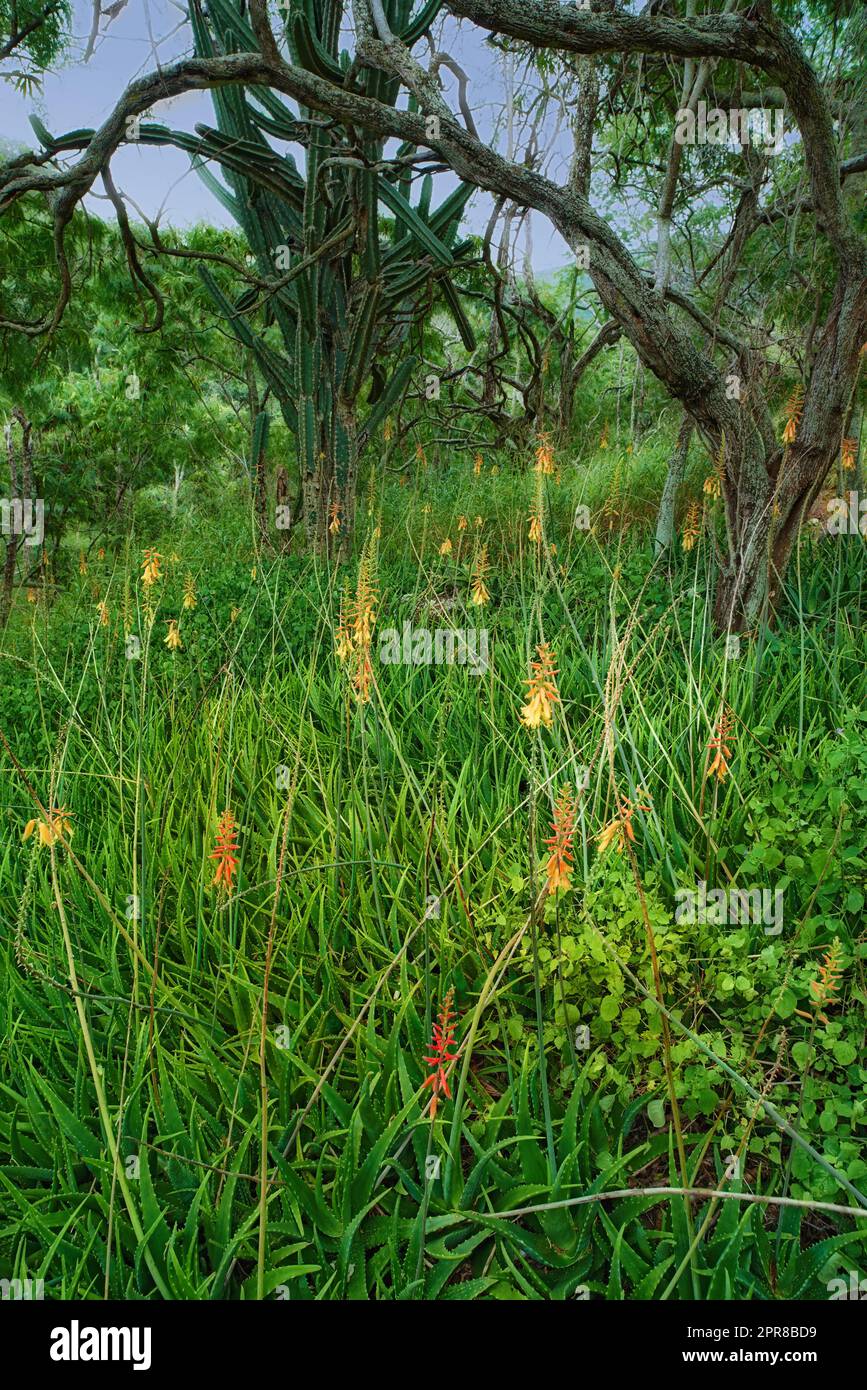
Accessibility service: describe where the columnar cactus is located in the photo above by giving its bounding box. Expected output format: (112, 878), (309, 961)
(177, 0), (474, 552)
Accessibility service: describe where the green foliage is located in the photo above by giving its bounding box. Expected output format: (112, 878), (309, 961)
(1, 452), (866, 1298)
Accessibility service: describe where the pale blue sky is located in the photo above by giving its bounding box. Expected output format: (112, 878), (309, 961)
(1, 1), (572, 271)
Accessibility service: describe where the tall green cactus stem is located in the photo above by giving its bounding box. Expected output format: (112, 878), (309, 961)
(171, 0), (476, 556)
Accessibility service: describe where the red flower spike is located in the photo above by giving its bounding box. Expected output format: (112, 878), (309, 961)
(422, 988), (458, 1120)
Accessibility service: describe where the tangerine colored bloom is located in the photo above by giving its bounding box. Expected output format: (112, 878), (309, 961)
(182, 574), (197, 610)
(164, 619), (183, 651)
(782, 385), (804, 445)
(545, 784), (576, 894)
(26, 587), (38, 604)
(529, 510), (543, 544)
(23, 806), (74, 847)
(473, 452), (483, 475)
(520, 643), (560, 729)
(534, 432), (555, 474)
(210, 809), (239, 893)
(95, 599), (109, 627)
(351, 646), (374, 704)
(141, 549), (162, 588)
(841, 437), (857, 471)
(596, 792), (651, 855)
(439, 537), (453, 556)
(706, 708), (734, 782)
(329, 501), (341, 535)
(807, 938), (843, 1025)
(457, 515), (468, 531)
(422, 987), (458, 1121)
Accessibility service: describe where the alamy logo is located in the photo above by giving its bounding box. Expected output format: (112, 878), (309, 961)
(824, 492), (867, 536)
(674, 101), (785, 154)
(0, 1277), (43, 1299)
(0, 497), (43, 546)
(379, 622), (488, 675)
(50, 1320), (152, 1371)
(827, 1270), (867, 1299)
(675, 880), (783, 935)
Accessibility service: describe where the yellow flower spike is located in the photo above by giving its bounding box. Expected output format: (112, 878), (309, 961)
(681, 500), (701, 552)
(703, 473), (721, 499)
(141, 548), (162, 588)
(164, 619), (183, 651)
(782, 385), (804, 446)
(23, 807), (74, 847)
(519, 643), (560, 730)
(182, 574), (197, 610)
(470, 545), (490, 607)
(439, 537), (453, 556)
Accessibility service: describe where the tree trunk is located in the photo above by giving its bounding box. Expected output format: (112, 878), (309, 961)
(654, 415), (693, 554)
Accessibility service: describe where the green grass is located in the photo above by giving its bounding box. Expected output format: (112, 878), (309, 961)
(2, 456), (867, 1300)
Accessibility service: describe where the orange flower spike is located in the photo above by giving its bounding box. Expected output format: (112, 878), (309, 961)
(545, 784), (576, 894)
(210, 809), (240, 893)
(808, 938), (843, 1025)
(782, 385), (804, 446)
(706, 708), (735, 783)
(534, 432), (555, 475)
(596, 792), (651, 856)
(422, 988), (458, 1121)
